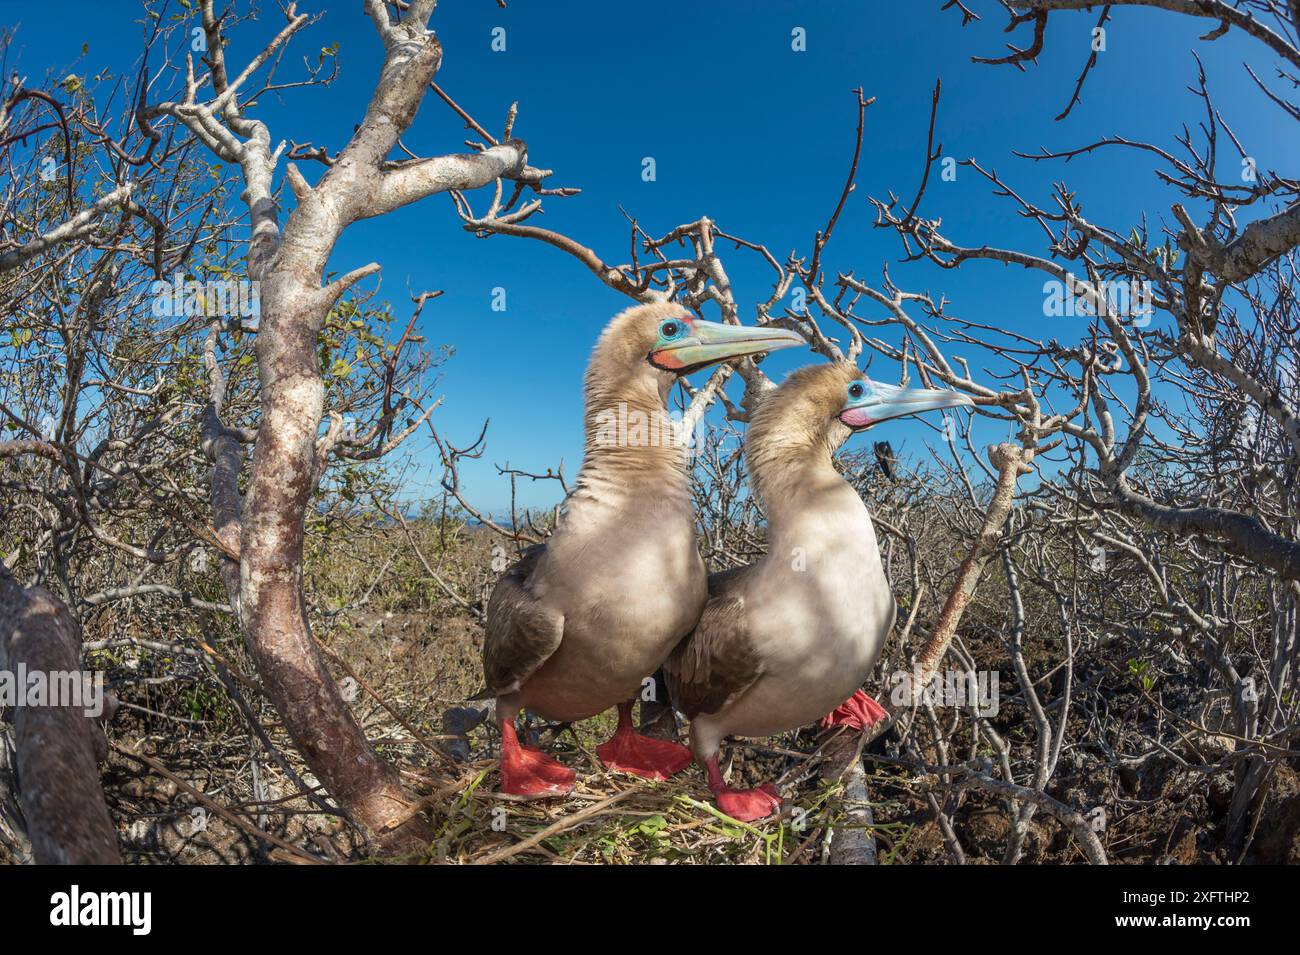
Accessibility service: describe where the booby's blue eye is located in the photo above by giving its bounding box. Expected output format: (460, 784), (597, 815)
(848, 381), (866, 401)
(659, 319), (685, 339)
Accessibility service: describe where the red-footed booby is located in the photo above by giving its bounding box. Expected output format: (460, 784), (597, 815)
(664, 361), (973, 821)
(483, 303), (805, 796)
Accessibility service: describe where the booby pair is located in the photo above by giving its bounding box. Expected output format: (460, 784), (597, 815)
(664, 361), (972, 820)
(481, 303), (804, 796)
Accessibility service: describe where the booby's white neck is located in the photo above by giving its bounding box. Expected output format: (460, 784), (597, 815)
(763, 459), (880, 569)
(568, 360), (692, 517)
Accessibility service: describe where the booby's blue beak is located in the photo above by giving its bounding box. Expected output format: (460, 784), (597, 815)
(839, 378), (973, 430)
(649, 317), (805, 375)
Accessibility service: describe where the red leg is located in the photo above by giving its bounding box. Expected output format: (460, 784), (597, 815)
(818, 689), (888, 731)
(499, 719), (575, 797)
(705, 755), (781, 822)
(596, 703), (692, 780)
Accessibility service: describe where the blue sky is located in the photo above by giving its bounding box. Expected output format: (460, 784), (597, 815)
(10, 1), (1297, 512)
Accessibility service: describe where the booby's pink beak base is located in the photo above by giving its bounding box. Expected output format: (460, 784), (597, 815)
(649, 317), (805, 374)
(838, 379), (973, 429)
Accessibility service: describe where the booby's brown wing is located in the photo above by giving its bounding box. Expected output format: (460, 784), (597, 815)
(482, 543), (564, 697)
(663, 568), (763, 719)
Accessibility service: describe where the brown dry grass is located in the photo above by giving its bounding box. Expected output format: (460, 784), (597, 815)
(52, 513), (1295, 865)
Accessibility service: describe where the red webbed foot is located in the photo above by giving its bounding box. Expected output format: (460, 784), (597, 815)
(818, 689), (888, 731)
(597, 707), (692, 781)
(499, 720), (575, 797)
(715, 783), (782, 822)
(704, 755), (782, 822)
